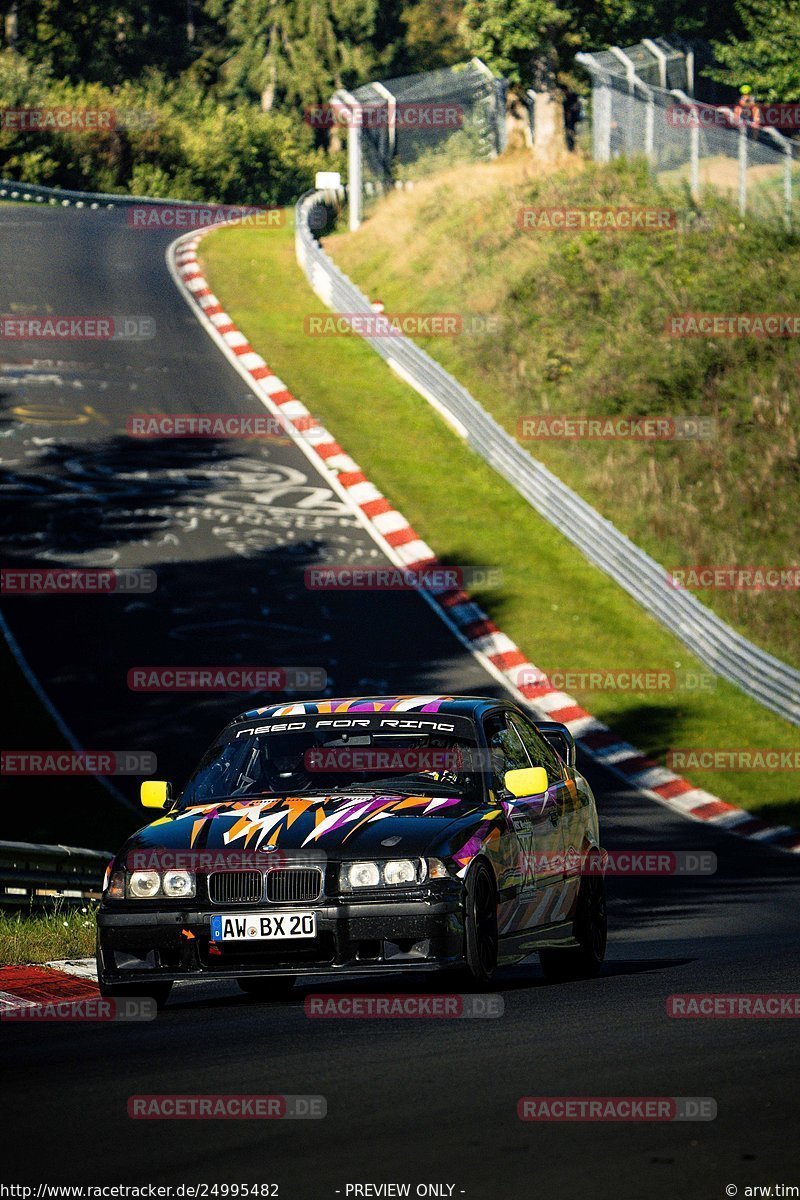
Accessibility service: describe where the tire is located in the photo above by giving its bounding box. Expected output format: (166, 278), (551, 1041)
(237, 975), (296, 1000)
(463, 861), (498, 986)
(539, 871), (607, 982)
(97, 977), (173, 1008)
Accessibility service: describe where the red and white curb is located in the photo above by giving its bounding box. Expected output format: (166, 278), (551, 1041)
(0, 964), (98, 1013)
(167, 228), (800, 856)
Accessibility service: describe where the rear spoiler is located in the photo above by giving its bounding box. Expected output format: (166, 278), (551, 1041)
(536, 721), (576, 768)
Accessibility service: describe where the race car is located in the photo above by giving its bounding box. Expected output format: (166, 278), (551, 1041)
(96, 695), (607, 1005)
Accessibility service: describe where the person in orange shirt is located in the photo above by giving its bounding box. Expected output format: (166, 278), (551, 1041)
(733, 85), (762, 126)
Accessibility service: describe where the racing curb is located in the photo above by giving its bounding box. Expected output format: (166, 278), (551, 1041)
(167, 228), (800, 856)
(0, 964), (98, 1012)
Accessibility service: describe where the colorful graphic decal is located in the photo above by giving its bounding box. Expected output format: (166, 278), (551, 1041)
(244, 695), (455, 719)
(450, 815), (503, 876)
(167, 792), (467, 850)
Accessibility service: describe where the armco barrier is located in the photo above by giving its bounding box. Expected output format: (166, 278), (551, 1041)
(0, 840), (109, 907)
(294, 190), (800, 728)
(0, 178), (212, 209)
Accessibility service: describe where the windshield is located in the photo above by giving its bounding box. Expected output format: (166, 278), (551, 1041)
(178, 714), (483, 809)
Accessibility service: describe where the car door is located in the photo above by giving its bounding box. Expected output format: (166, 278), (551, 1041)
(511, 712), (581, 924)
(483, 710), (564, 930)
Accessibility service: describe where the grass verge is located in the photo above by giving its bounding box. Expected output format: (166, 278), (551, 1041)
(329, 155), (800, 671)
(201, 216), (799, 828)
(0, 902), (97, 966)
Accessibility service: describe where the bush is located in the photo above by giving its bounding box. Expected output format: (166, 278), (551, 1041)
(0, 50), (336, 204)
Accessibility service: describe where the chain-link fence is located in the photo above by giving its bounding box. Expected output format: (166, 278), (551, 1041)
(577, 43), (799, 228)
(330, 59), (506, 228)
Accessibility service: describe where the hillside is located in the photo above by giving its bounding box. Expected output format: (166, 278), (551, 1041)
(327, 155), (800, 668)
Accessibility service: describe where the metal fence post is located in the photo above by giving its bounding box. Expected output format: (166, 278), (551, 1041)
(347, 101), (363, 232)
(738, 120), (748, 217)
(372, 81), (397, 158)
(690, 108), (700, 199)
(576, 54), (611, 163)
(645, 87), (655, 162)
(642, 38), (668, 88)
(785, 141), (794, 230)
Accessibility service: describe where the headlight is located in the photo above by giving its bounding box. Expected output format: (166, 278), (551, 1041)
(163, 870), (195, 899)
(127, 870), (161, 899)
(345, 861), (381, 889)
(384, 859), (417, 886)
(342, 859), (427, 890)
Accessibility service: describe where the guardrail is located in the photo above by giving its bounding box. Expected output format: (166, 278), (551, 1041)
(0, 840), (110, 907)
(295, 190), (800, 727)
(0, 178), (206, 209)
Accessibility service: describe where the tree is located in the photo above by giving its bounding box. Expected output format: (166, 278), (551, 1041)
(400, 0), (467, 71)
(461, 0), (577, 94)
(0, 0), (201, 85)
(215, 0), (378, 110)
(709, 0), (800, 100)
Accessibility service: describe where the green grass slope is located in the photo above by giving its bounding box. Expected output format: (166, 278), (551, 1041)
(328, 155), (800, 671)
(202, 217), (799, 827)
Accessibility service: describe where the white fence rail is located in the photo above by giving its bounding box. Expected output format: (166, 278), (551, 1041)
(295, 190), (800, 727)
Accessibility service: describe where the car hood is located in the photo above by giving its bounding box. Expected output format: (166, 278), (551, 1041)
(118, 792), (491, 863)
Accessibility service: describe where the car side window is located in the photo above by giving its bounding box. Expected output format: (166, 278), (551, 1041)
(483, 712), (530, 790)
(510, 715), (564, 785)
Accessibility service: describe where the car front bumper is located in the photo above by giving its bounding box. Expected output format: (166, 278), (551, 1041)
(96, 897), (465, 984)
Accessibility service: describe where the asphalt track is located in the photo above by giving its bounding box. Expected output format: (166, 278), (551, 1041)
(1, 206), (799, 1200)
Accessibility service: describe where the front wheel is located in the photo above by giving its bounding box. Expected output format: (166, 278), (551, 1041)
(463, 861), (498, 986)
(539, 872), (607, 982)
(237, 976), (296, 1001)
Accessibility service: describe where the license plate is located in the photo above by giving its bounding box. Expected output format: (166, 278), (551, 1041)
(210, 911), (317, 942)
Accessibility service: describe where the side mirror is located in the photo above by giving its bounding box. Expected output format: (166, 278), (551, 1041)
(141, 780), (171, 810)
(504, 766), (548, 798)
(537, 721), (576, 768)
